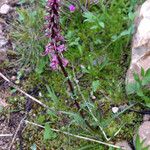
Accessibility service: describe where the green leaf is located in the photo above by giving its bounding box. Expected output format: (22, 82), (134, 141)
(142, 69), (150, 86)
(133, 73), (141, 82)
(128, 12), (136, 21)
(146, 103), (150, 108)
(94, 39), (102, 45)
(81, 65), (90, 74)
(83, 12), (96, 23)
(37, 115), (45, 124)
(145, 68), (150, 77)
(135, 135), (141, 150)
(126, 82), (140, 94)
(90, 25), (98, 30)
(137, 89), (144, 97)
(142, 76), (150, 86)
(135, 134), (150, 150)
(92, 80), (100, 92)
(98, 21), (105, 28)
(44, 123), (57, 140)
(47, 109), (58, 118)
(141, 68), (145, 77)
(78, 45), (83, 56)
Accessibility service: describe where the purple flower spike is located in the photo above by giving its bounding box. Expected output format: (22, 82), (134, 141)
(57, 44), (66, 52)
(44, 0), (68, 70)
(69, 4), (76, 12)
(50, 54), (59, 70)
(62, 57), (69, 67)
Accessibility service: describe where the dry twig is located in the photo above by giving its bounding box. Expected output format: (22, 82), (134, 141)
(0, 134), (13, 137)
(24, 120), (121, 149)
(8, 116), (26, 150)
(0, 72), (49, 109)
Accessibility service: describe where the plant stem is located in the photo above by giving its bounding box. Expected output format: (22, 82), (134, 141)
(56, 54), (94, 130)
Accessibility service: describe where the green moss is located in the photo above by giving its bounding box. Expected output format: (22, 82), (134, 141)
(8, 0), (147, 149)
(0, 60), (9, 68)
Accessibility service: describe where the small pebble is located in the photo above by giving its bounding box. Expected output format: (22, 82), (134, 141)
(112, 107), (119, 114)
(11, 76), (16, 81)
(0, 4), (11, 15)
(39, 92), (42, 97)
(91, 95), (96, 100)
(0, 38), (7, 47)
(115, 141), (132, 150)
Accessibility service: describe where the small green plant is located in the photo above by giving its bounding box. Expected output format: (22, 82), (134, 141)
(44, 123), (57, 140)
(10, 3), (48, 71)
(126, 68), (150, 107)
(83, 11), (105, 29)
(135, 134), (150, 150)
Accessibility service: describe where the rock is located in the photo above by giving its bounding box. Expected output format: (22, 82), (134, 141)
(0, 38), (7, 47)
(112, 107), (119, 114)
(91, 95), (96, 100)
(140, 0), (150, 18)
(11, 76), (16, 81)
(0, 4), (11, 15)
(115, 141), (132, 150)
(143, 115), (150, 122)
(138, 121), (150, 149)
(126, 0), (150, 86)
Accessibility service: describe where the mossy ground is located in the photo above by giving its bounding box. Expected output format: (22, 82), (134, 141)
(1, 0), (147, 149)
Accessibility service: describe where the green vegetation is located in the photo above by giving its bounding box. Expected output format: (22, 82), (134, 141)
(3, 0), (149, 149)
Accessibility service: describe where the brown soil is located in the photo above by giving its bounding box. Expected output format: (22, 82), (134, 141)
(0, 0), (23, 149)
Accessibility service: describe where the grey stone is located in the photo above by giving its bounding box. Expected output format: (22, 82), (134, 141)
(115, 141), (132, 150)
(138, 121), (150, 149)
(143, 115), (150, 122)
(126, 0), (150, 86)
(0, 38), (7, 47)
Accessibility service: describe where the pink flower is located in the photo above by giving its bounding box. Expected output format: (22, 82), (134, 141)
(50, 55), (68, 70)
(44, 0), (69, 70)
(62, 57), (69, 67)
(45, 43), (53, 53)
(57, 44), (66, 52)
(69, 5), (76, 12)
(50, 55), (59, 70)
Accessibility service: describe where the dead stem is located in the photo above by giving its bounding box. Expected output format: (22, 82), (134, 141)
(24, 120), (122, 149)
